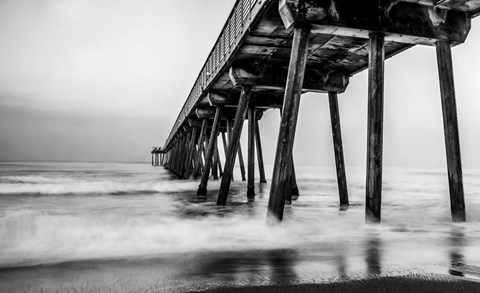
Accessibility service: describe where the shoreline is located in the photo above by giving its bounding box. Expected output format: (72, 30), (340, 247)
(192, 274), (480, 293)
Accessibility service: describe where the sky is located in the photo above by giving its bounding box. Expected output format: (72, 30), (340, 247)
(0, 0), (479, 169)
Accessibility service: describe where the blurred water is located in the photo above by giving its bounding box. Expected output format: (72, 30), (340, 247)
(1, 162), (480, 292)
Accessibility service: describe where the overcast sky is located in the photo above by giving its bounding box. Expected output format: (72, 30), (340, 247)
(0, 0), (479, 169)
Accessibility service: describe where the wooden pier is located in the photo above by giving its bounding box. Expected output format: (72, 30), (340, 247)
(154, 0), (480, 224)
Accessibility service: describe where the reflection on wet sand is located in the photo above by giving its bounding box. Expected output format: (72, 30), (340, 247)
(449, 227), (466, 277)
(366, 233), (382, 276)
(182, 249), (299, 287)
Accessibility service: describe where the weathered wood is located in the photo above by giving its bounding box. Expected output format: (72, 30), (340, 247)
(217, 86), (251, 205)
(221, 130), (233, 182)
(290, 159), (299, 200)
(255, 116), (267, 183)
(247, 107), (256, 198)
(215, 142), (223, 177)
(212, 138), (219, 180)
(230, 63), (349, 93)
(365, 33), (385, 223)
(237, 144), (247, 181)
(194, 120), (208, 179)
(208, 92), (231, 106)
(436, 40), (466, 222)
(184, 127), (198, 178)
(267, 25), (311, 223)
(198, 107), (223, 196)
(279, 0), (471, 45)
(328, 92), (349, 206)
(181, 132), (192, 178)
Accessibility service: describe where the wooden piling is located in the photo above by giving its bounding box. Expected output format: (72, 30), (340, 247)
(328, 92), (349, 206)
(267, 25), (311, 223)
(365, 33), (385, 223)
(212, 138), (219, 180)
(436, 40), (466, 222)
(255, 116), (267, 183)
(151, 153), (154, 166)
(184, 127), (197, 178)
(278, 109), (300, 202)
(215, 143), (223, 177)
(194, 120), (208, 179)
(225, 121), (235, 182)
(217, 86), (251, 205)
(180, 132), (192, 178)
(197, 107), (222, 196)
(290, 159), (299, 200)
(237, 144), (247, 181)
(247, 107), (256, 198)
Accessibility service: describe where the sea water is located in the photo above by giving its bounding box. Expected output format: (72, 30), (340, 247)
(1, 162), (480, 292)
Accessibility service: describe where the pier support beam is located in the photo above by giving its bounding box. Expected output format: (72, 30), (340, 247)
(197, 107), (223, 196)
(247, 107), (256, 198)
(329, 92), (349, 206)
(255, 117), (267, 183)
(267, 25), (311, 223)
(217, 86), (251, 205)
(194, 120), (208, 179)
(237, 143), (247, 181)
(436, 41), (466, 222)
(184, 127), (197, 178)
(215, 143), (223, 178)
(289, 159), (299, 201)
(365, 33), (385, 223)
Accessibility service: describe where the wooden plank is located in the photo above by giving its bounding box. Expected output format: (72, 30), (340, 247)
(267, 25), (311, 223)
(365, 33), (385, 223)
(217, 86), (252, 205)
(247, 107), (256, 198)
(198, 107), (223, 196)
(436, 40), (466, 222)
(255, 116), (267, 183)
(329, 92), (349, 206)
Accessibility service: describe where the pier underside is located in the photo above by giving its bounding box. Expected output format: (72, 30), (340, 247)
(156, 0), (480, 224)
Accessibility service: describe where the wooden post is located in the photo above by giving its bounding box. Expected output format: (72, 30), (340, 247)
(267, 25), (311, 223)
(290, 159), (299, 200)
(329, 92), (349, 206)
(255, 116), (267, 183)
(247, 107), (256, 198)
(197, 107), (222, 196)
(436, 41), (466, 222)
(278, 109), (300, 203)
(184, 127), (198, 178)
(217, 86), (251, 205)
(151, 153), (154, 166)
(365, 33), (385, 223)
(194, 120), (208, 179)
(222, 129), (234, 181)
(215, 143), (223, 177)
(225, 121), (235, 182)
(212, 138), (219, 180)
(237, 144), (247, 181)
(180, 132), (191, 178)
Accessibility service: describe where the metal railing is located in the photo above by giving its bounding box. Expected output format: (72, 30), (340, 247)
(163, 0), (272, 150)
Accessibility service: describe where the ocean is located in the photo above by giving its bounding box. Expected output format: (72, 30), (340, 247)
(1, 161), (480, 292)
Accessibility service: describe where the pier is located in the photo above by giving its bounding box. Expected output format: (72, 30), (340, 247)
(155, 0), (480, 223)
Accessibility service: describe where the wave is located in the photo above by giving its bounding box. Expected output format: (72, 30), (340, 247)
(0, 179), (200, 195)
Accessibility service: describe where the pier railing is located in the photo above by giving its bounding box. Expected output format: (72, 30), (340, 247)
(163, 0), (271, 150)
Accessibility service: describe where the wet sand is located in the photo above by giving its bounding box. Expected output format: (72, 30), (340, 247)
(196, 275), (480, 293)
